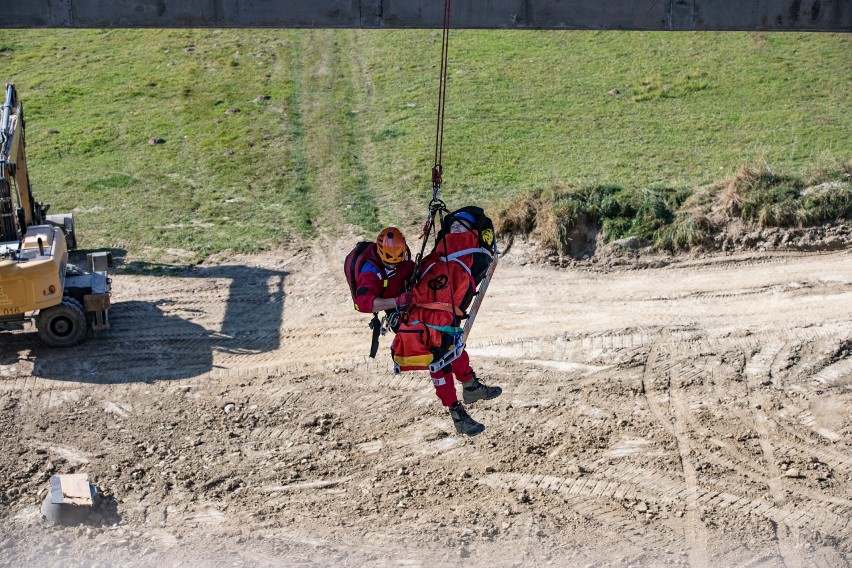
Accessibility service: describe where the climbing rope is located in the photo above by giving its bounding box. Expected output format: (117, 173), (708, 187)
(413, 0), (453, 284)
(432, 0), (452, 202)
(404, 0), (467, 372)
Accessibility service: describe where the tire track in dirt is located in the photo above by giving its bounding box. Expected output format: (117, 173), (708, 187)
(662, 250), (852, 273)
(565, 495), (683, 559)
(743, 340), (810, 568)
(720, 388), (852, 507)
(667, 361), (711, 568)
(672, 384), (852, 510)
(647, 284), (787, 302)
(481, 466), (852, 544)
(770, 420), (852, 479)
(666, 336), (852, 544)
(3, 246), (852, 567)
(640, 332), (710, 568)
(810, 357), (852, 389)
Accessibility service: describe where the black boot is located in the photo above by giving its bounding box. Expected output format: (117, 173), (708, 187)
(462, 375), (502, 404)
(449, 402), (485, 436)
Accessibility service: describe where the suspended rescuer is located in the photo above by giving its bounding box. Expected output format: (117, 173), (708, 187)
(391, 208), (502, 436)
(345, 227), (415, 356)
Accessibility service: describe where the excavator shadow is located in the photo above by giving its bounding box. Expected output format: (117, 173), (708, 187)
(4, 251), (289, 384)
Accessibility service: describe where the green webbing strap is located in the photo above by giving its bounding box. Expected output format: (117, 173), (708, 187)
(425, 324), (464, 334)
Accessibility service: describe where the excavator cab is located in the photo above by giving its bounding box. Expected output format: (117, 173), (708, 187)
(0, 83), (111, 347)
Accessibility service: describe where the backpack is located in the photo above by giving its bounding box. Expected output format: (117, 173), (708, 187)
(343, 241), (387, 311)
(344, 241), (388, 358)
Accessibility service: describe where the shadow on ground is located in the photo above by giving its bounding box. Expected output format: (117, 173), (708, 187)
(0, 251), (289, 383)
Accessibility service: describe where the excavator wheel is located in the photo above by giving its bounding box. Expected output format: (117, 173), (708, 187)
(36, 297), (87, 347)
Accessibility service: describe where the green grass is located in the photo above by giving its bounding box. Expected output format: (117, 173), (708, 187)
(497, 161), (852, 255)
(0, 29), (849, 263)
(4, 29), (321, 261)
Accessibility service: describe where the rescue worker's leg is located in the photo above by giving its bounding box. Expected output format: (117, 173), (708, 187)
(452, 350), (502, 404)
(431, 365), (484, 436)
(430, 370), (458, 408)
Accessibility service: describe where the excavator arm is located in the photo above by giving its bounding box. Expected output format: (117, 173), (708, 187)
(0, 83), (46, 243)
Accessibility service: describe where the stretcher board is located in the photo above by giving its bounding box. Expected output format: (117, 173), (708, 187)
(462, 250), (497, 344)
(428, 251), (498, 373)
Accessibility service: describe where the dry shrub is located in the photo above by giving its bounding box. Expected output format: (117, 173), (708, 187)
(494, 190), (542, 237)
(654, 214), (714, 252)
(677, 184), (716, 217)
(716, 164), (774, 218)
(535, 197), (575, 256)
(535, 183), (592, 256)
(494, 184), (586, 256)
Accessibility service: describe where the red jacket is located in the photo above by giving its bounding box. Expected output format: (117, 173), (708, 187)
(391, 231), (479, 370)
(410, 231), (478, 328)
(354, 252), (414, 313)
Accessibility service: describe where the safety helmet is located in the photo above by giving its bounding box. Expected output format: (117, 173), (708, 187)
(376, 227), (407, 264)
(450, 212), (477, 233)
(454, 212), (476, 226)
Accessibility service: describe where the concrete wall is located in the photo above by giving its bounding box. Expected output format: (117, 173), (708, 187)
(2, 0), (850, 30)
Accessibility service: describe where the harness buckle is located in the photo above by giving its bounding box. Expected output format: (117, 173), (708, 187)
(384, 311), (399, 333)
(428, 337), (466, 373)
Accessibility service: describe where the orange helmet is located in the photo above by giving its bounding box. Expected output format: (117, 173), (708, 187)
(376, 227), (407, 264)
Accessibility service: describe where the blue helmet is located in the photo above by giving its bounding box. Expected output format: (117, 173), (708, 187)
(453, 212), (476, 227)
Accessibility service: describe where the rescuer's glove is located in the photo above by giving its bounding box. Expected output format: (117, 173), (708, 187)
(395, 291), (413, 309)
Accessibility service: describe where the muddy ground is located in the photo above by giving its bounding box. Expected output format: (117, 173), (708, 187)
(0, 239), (850, 567)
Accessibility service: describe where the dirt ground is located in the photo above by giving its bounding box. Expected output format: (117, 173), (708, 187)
(0, 238), (850, 567)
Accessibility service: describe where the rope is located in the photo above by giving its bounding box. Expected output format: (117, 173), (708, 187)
(414, 0), (453, 289)
(407, 0), (454, 323)
(431, 0), (452, 200)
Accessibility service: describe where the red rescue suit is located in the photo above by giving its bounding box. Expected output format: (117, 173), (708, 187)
(391, 231), (479, 406)
(353, 255), (414, 313)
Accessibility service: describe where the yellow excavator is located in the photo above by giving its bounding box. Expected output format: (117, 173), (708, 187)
(0, 83), (111, 347)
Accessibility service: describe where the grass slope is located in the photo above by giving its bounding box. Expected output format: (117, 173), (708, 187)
(1, 30), (849, 263)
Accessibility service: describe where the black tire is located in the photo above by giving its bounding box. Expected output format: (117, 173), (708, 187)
(36, 297), (87, 347)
